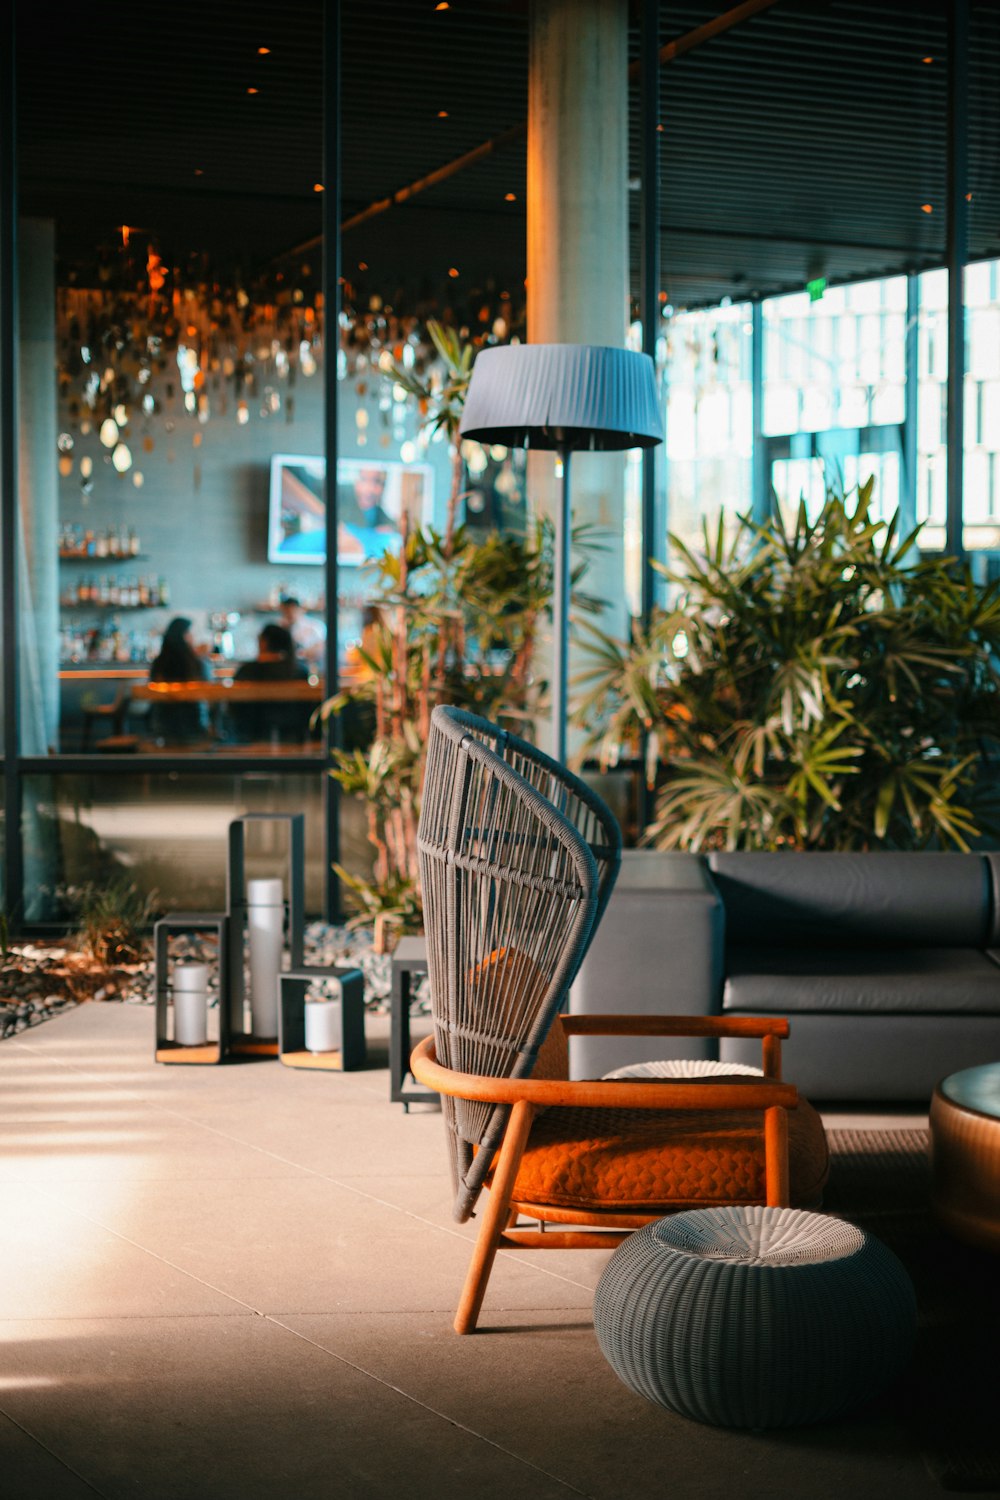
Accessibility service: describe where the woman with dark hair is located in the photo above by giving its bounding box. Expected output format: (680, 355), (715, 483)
(148, 616), (210, 742)
(230, 622), (311, 744)
(151, 617), (205, 683)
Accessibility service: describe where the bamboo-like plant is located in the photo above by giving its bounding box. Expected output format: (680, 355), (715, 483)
(321, 322), (594, 937)
(575, 481), (1000, 851)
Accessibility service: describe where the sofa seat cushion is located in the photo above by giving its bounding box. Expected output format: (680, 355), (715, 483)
(501, 1086), (829, 1211)
(724, 946), (1000, 1015)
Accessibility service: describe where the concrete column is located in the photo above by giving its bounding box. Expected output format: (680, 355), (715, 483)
(527, 0), (631, 687)
(18, 217), (59, 753)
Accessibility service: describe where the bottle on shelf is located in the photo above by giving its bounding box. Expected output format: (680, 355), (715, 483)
(129, 527), (139, 557)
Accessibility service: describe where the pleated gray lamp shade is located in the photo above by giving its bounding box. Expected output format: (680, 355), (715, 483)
(458, 342), (661, 763)
(458, 344), (662, 451)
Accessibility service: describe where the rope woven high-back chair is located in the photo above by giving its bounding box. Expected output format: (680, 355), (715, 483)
(418, 706), (601, 1220)
(414, 707), (830, 1335)
(437, 707), (622, 939)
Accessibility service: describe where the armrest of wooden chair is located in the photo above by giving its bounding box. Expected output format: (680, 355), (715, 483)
(561, 1012), (789, 1079)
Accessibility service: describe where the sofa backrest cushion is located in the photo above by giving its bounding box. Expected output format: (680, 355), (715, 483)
(707, 852), (990, 949)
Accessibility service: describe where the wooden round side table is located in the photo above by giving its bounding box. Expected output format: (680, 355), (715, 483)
(929, 1063), (1000, 1252)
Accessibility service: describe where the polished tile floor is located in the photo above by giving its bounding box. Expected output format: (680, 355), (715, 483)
(0, 1002), (942, 1500)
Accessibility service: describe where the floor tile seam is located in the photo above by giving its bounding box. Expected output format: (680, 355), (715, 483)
(5, 1101), (596, 1298)
(0, 1405), (111, 1497)
(264, 1314), (597, 1499)
(5, 1027), (412, 1145)
(229, 1167), (603, 1296)
(7, 1036), (599, 1296)
(1, 1042), (381, 1170)
(20, 1181), (268, 1318)
(0, 1312), (265, 1326)
(2, 1038), (150, 1097)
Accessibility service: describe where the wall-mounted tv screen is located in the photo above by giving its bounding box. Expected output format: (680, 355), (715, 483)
(267, 454), (434, 566)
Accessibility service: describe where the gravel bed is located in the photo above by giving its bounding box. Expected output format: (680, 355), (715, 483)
(0, 924), (428, 1042)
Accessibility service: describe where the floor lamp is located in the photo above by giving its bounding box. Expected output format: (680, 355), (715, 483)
(459, 343), (662, 763)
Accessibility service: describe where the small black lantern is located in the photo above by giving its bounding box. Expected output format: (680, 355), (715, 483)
(154, 913), (229, 1064)
(226, 812), (305, 1056)
(279, 966), (366, 1072)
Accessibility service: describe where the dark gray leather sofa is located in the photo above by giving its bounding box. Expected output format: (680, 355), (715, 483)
(570, 850), (1000, 1101)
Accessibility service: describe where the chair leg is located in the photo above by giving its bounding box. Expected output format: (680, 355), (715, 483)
(764, 1104), (790, 1207)
(454, 1099), (534, 1335)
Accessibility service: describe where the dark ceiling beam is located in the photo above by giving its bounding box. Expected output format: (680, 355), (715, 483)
(286, 0), (785, 252)
(649, 225), (934, 255)
(652, 0), (781, 67)
(340, 121), (527, 234)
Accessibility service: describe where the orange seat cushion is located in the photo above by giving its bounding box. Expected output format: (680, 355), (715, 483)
(507, 1089), (829, 1212)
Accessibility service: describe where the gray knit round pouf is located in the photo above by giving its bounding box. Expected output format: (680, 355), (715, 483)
(594, 1206), (916, 1429)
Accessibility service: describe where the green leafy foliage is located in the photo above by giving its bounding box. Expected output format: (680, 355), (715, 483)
(70, 877), (159, 966)
(322, 516), (584, 930)
(576, 482), (1000, 851)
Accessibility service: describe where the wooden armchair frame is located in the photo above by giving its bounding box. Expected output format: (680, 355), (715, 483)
(412, 1012), (797, 1334)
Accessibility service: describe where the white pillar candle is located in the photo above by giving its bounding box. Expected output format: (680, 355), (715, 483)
(305, 996), (342, 1054)
(247, 877), (284, 1037)
(173, 962), (209, 1047)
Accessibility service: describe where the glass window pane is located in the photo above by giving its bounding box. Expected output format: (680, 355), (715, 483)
(22, 771), (366, 924)
(662, 303), (752, 554)
(18, 6), (325, 756)
(763, 276), (907, 437)
(917, 256), (1000, 554)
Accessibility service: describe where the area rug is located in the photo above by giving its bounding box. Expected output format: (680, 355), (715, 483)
(826, 1128), (1000, 1493)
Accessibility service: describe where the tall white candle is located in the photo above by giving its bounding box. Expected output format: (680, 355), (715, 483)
(305, 995), (342, 1054)
(247, 877), (284, 1037)
(173, 962), (209, 1047)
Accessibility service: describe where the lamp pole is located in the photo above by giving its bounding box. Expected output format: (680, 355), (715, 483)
(552, 439), (572, 764)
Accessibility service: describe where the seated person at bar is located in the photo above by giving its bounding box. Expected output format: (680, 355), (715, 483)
(229, 623), (312, 745)
(148, 616), (209, 743)
(279, 594), (326, 667)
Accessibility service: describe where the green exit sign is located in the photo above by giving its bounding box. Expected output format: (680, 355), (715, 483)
(806, 277), (827, 302)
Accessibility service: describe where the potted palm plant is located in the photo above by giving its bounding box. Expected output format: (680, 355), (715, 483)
(576, 481), (1000, 851)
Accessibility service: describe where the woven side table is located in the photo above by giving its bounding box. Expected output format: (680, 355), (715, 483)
(930, 1062), (1000, 1251)
(594, 1205), (915, 1429)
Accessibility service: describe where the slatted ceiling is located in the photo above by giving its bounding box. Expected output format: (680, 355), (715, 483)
(632, 0), (1000, 304)
(13, 0), (1000, 309)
